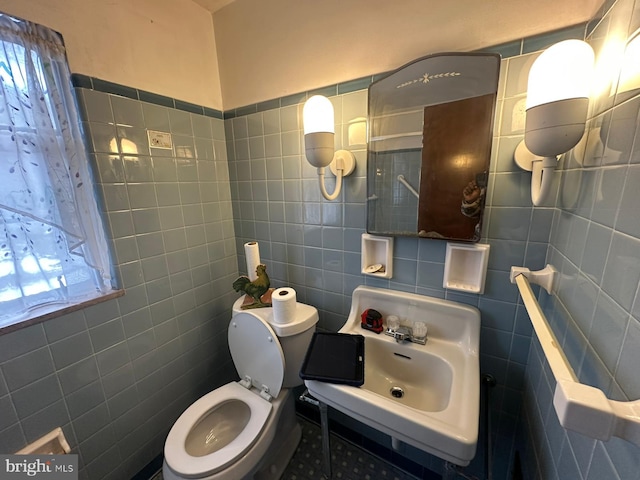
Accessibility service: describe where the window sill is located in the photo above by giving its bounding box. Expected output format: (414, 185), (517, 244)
(0, 289), (125, 335)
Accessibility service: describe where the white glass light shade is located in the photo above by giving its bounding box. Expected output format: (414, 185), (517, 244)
(303, 95), (334, 134)
(518, 40), (595, 206)
(618, 34), (640, 94)
(526, 39), (594, 109)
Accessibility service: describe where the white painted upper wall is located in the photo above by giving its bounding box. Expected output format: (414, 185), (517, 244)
(214, 0), (600, 109)
(0, 0), (600, 111)
(0, 0), (223, 110)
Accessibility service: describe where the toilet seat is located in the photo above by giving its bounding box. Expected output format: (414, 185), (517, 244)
(164, 382), (272, 478)
(164, 312), (287, 478)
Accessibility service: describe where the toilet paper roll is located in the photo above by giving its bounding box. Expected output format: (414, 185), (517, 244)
(272, 287), (297, 325)
(244, 241), (261, 281)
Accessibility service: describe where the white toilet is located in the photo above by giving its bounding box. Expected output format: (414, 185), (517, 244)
(163, 296), (318, 480)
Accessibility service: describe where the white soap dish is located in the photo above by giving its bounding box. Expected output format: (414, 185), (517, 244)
(443, 243), (490, 294)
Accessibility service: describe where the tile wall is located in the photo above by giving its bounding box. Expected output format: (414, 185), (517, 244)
(224, 24), (586, 479)
(0, 84), (239, 479)
(520, 0), (640, 478)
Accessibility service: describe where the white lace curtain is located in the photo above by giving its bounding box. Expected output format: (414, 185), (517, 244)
(0, 14), (112, 325)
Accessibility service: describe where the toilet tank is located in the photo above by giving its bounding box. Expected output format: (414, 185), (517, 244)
(232, 297), (318, 388)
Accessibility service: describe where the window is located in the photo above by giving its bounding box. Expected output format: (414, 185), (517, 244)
(0, 14), (114, 330)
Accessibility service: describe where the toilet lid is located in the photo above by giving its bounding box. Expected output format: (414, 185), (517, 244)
(228, 312), (285, 399)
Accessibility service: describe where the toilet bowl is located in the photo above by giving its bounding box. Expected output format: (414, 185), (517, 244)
(163, 297), (318, 480)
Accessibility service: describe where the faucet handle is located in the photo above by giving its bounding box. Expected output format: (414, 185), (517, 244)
(413, 321), (428, 339)
(387, 315), (400, 331)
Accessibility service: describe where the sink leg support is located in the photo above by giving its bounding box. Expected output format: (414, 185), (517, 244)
(443, 462), (458, 480)
(319, 401), (332, 479)
(299, 390), (332, 479)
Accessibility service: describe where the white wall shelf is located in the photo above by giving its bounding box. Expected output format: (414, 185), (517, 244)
(361, 234), (393, 279)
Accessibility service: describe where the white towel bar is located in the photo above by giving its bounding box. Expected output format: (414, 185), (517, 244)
(511, 265), (640, 446)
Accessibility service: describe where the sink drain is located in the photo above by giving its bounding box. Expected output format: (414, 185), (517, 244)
(390, 386), (404, 398)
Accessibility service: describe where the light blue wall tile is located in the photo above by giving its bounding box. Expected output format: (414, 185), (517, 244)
(590, 166), (627, 227)
(90, 122), (119, 154)
(567, 274), (598, 334)
(169, 109), (193, 136)
(65, 381), (106, 418)
(21, 401), (71, 445)
(95, 154), (125, 183)
(492, 173), (533, 207)
(616, 164), (640, 238)
(142, 103), (170, 131)
(57, 357), (100, 396)
(616, 319), (640, 399)
(604, 436), (640, 480)
(481, 327), (512, 359)
(123, 155), (153, 183)
(487, 239), (525, 271)
(565, 215), (589, 266)
(601, 231), (640, 310)
(89, 319), (125, 353)
(82, 89), (114, 124)
(174, 135), (195, 159)
(112, 237), (139, 264)
(416, 261), (444, 289)
(489, 207), (531, 241)
(504, 53), (538, 98)
(393, 258), (418, 285)
(588, 292), (630, 373)
(95, 342), (131, 377)
(192, 113), (212, 138)
(494, 136), (523, 172)
(111, 96), (144, 127)
(49, 332), (94, 370)
(12, 375), (62, 419)
(604, 97), (640, 165)
(131, 208), (161, 234)
(246, 112), (264, 138)
(127, 184), (157, 209)
(74, 404), (113, 450)
(43, 311), (87, 343)
(2, 347), (54, 391)
(478, 298), (517, 331)
(78, 423), (116, 466)
(586, 443), (619, 480)
(281, 131), (301, 155)
(0, 396), (18, 431)
(483, 270), (519, 303)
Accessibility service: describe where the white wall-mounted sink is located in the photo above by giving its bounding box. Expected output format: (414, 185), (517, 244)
(304, 286), (481, 466)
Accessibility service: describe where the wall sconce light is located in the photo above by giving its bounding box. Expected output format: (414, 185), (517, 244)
(303, 95), (356, 201)
(514, 39), (594, 206)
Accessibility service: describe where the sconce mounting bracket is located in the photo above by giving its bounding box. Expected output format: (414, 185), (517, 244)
(329, 149), (356, 177)
(514, 140), (553, 171)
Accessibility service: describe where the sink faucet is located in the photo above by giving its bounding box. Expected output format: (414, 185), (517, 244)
(393, 326), (412, 343)
(384, 322), (428, 345)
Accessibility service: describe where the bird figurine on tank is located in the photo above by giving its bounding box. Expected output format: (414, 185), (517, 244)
(232, 264), (274, 309)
